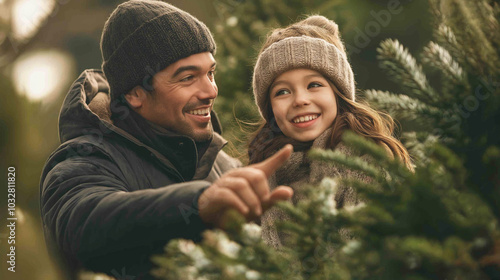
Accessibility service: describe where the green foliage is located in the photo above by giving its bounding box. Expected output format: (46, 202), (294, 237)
(364, 89), (441, 127)
(152, 210), (293, 280)
(367, 0), (500, 218)
(153, 132), (499, 279)
(377, 39), (437, 105)
(153, 0), (500, 279)
(307, 133), (498, 280)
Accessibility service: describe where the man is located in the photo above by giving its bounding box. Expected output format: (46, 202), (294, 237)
(39, 1), (293, 279)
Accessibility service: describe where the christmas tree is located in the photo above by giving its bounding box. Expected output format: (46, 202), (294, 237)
(152, 0), (500, 279)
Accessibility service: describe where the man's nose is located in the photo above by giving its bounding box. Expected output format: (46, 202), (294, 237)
(198, 75), (218, 100)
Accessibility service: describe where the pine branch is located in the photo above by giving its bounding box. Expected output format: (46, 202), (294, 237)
(402, 132), (441, 165)
(341, 131), (390, 162)
(364, 89), (443, 123)
(275, 201), (310, 223)
(435, 24), (468, 68)
(377, 39), (438, 105)
(309, 148), (380, 179)
(337, 177), (394, 203)
(343, 131), (416, 182)
(439, 0), (500, 75)
(422, 41), (470, 96)
(474, 0), (500, 48)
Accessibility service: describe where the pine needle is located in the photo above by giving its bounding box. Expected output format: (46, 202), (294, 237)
(435, 24), (467, 67)
(422, 42), (467, 87)
(364, 89), (442, 122)
(309, 148), (380, 179)
(377, 39), (438, 105)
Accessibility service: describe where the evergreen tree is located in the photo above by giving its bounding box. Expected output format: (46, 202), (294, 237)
(152, 0), (500, 279)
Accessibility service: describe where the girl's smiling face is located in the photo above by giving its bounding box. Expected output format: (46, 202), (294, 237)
(269, 68), (338, 142)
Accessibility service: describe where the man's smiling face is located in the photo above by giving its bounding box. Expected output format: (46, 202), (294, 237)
(134, 52), (218, 141)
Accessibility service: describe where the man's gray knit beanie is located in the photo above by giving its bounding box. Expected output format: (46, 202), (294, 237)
(101, 0), (216, 100)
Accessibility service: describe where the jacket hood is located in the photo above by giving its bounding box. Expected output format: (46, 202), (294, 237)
(58, 69), (114, 143)
(58, 69), (223, 144)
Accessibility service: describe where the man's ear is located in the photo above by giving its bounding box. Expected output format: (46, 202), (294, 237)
(124, 86), (147, 109)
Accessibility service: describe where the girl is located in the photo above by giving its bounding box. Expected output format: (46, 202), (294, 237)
(248, 15), (412, 248)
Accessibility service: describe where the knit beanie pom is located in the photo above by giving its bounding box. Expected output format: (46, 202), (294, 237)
(252, 36), (355, 122)
(299, 15), (345, 53)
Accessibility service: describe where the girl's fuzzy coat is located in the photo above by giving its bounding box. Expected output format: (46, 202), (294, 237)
(261, 128), (368, 249)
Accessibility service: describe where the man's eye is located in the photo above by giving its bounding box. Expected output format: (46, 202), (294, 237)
(275, 89), (291, 97)
(180, 75), (194, 82)
(308, 82), (323, 88)
(208, 70), (216, 80)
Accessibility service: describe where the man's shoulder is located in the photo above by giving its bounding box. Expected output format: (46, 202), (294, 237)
(40, 132), (158, 192)
(58, 133), (121, 156)
(214, 149), (242, 171)
(45, 133), (135, 174)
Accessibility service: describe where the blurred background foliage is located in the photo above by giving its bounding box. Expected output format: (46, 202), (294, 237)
(0, 0), (432, 279)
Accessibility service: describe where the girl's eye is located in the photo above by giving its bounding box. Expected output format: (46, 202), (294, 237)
(308, 82), (323, 89)
(274, 89), (291, 97)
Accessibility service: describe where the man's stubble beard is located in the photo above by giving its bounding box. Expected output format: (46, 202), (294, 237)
(184, 121), (214, 142)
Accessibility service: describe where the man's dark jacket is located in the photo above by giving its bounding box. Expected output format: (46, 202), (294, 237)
(39, 70), (241, 278)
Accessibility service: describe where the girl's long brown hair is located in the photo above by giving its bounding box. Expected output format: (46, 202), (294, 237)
(248, 15), (413, 170)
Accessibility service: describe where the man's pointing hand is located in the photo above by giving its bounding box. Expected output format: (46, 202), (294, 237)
(198, 144), (293, 228)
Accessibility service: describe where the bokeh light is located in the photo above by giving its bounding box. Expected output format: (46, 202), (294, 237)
(12, 0), (55, 41)
(12, 49), (75, 102)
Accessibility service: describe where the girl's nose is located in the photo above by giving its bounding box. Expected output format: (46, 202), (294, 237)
(293, 91), (311, 107)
